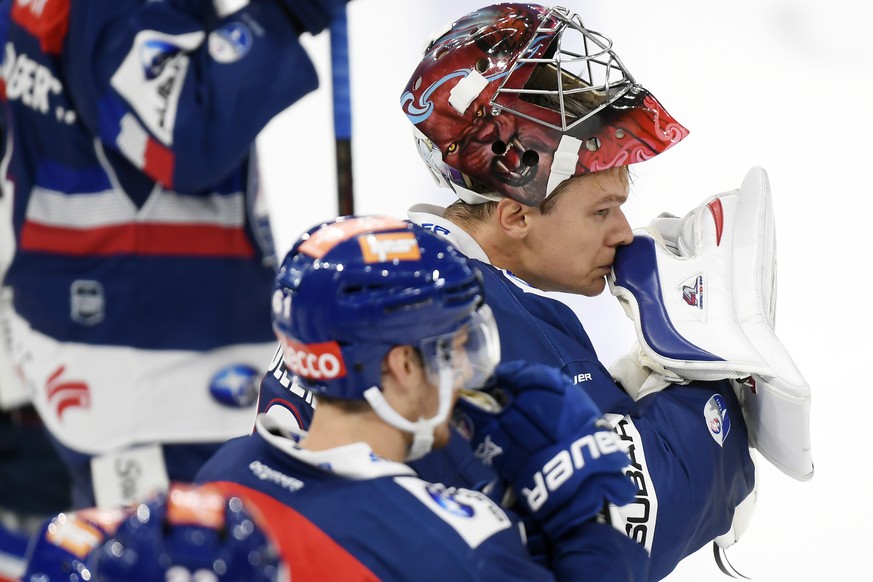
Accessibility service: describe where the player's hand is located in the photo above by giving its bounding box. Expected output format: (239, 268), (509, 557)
(456, 360), (636, 538)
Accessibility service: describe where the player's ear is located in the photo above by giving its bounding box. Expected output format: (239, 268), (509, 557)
(495, 197), (533, 240)
(382, 345), (425, 393)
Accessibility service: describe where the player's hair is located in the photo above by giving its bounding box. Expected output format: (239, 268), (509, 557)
(314, 393), (371, 413)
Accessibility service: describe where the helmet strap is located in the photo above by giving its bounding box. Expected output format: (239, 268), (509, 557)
(363, 365), (455, 461)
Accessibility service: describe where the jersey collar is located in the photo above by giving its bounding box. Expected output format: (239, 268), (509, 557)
(254, 413), (417, 480)
(407, 204), (491, 264)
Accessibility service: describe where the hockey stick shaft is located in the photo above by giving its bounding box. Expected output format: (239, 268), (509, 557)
(330, 10), (354, 216)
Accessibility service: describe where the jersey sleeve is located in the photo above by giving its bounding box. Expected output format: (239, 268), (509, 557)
(62, 0), (319, 192)
(611, 380), (755, 580)
(479, 264), (754, 579)
(550, 520), (650, 582)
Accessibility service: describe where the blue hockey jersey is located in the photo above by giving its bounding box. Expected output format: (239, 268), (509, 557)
(0, 0), (332, 455)
(0, 0), (322, 350)
(257, 205), (756, 580)
(196, 414), (650, 581)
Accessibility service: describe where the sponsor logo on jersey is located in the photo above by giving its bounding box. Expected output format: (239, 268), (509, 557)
(139, 39), (182, 80)
(2, 43), (73, 122)
(395, 477), (512, 549)
(70, 279), (104, 325)
(45, 365), (90, 420)
(359, 232), (421, 263)
(249, 460), (304, 492)
(209, 364), (259, 408)
(704, 393), (731, 447)
(279, 336), (347, 382)
(426, 484), (475, 518)
(111, 30), (205, 146)
(208, 22), (253, 63)
(614, 418), (657, 553)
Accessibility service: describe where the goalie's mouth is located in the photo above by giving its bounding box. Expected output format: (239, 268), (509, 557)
(490, 135), (539, 188)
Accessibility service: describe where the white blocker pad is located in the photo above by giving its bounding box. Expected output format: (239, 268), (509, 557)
(608, 167), (813, 481)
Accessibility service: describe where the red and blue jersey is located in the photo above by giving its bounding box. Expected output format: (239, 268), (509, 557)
(196, 415), (650, 581)
(0, 0), (320, 350)
(256, 206), (756, 580)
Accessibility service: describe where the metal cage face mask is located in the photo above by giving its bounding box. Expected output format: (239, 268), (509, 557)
(419, 304), (500, 391)
(401, 3), (688, 207)
(491, 6), (636, 137)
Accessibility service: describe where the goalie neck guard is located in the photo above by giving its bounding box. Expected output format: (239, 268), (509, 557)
(400, 3), (688, 206)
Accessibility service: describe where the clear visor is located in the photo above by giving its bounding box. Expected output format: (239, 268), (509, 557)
(419, 304), (500, 391)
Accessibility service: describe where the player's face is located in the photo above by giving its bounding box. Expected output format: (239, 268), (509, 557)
(520, 171), (633, 295)
(421, 331), (471, 450)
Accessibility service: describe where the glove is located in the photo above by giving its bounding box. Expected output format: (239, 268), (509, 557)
(608, 167), (813, 481)
(455, 360), (636, 539)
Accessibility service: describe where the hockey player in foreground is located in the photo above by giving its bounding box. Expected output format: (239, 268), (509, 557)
(1, 0), (355, 512)
(397, 2), (813, 579)
(20, 482), (285, 581)
(196, 216), (651, 581)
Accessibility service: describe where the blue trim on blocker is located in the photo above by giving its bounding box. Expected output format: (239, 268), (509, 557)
(612, 236), (723, 362)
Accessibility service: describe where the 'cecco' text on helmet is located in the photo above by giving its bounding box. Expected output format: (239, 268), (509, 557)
(400, 3), (688, 206)
(271, 216), (486, 399)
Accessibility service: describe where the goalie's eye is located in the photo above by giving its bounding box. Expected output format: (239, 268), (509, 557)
(446, 142), (459, 155)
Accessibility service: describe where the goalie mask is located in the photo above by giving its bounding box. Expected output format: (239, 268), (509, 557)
(400, 3), (688, 206)
(272, 217), (500, 459)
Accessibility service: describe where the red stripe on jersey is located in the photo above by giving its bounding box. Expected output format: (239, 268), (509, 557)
(144, 137), (175, 188)
(20, 221), (255, 257)
(11, 0), (70, 55)
(208, 482), (381, 582)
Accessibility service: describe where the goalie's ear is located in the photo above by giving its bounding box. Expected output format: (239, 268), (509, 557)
(494, 197), (534, 240)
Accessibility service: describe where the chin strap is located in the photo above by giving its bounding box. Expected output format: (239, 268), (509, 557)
(363, 366), (456, 461)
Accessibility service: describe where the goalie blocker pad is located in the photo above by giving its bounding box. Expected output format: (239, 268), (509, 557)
(608, 167), (813, 481)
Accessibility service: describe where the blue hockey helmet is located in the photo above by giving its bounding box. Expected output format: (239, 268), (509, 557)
(271, 216), (499, 401)
(85, 484), (283, 581)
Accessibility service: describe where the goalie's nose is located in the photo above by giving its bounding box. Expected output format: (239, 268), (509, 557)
(611, 209), (634, 247)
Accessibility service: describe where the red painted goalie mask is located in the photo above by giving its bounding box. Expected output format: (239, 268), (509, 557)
(400, 3), (689, 205)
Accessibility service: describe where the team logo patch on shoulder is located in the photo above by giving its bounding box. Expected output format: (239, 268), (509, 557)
(209, 364), (260, 407)
(704, 393), (731, 446)
(394, 477), (511, 549)
(208, 22), (253, 63)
